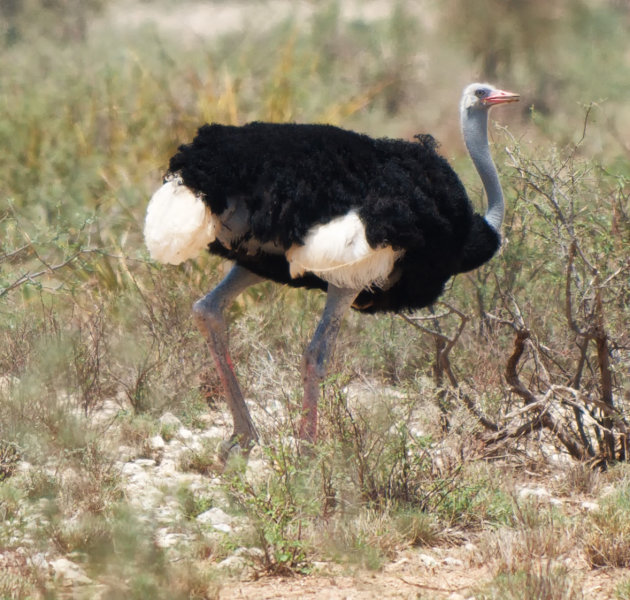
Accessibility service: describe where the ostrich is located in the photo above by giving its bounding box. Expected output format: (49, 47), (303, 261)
(144, 82), (519, 457)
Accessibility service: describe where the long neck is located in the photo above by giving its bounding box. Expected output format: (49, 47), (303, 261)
(461, 107), (504, 232)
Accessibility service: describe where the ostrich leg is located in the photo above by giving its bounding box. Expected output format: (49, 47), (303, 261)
(300, 284), (359, 443)
(192, 264), (264, 458)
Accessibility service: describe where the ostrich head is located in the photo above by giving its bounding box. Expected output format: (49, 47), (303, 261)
(460, 83), (520, 113)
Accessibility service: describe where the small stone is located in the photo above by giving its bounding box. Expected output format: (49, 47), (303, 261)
(311, 561), (329, 572)
(442, 556), (464, 568)
(197, 507), (233, 533)
(159, 412), (182, 428)
(418, 553), (438, 568)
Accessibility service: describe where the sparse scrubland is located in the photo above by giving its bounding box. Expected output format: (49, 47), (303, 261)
(0, 1), (629, 598)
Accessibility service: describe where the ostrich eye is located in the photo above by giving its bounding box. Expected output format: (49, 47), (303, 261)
(475, 88), (487, 98)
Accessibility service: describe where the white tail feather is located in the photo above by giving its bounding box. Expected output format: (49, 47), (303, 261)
(144, 180), (218, 265)
(287, 211), (397, 290)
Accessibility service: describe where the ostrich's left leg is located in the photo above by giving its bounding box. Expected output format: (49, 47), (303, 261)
(192, 265), (264, 458)
(300, 284), (359, 443)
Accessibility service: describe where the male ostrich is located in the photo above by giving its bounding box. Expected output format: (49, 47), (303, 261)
(144, 82), (519, 456)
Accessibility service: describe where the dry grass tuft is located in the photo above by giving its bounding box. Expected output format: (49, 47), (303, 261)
(583, 493), (630, 568)
(480, 499), (575, 575)
(476, 563), (584, 600)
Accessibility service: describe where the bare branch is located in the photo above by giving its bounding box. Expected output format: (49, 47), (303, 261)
(505, 329), (537, 405)
(565, 239), (586, 336)
(0, 249), (98, 298)
(0, 244), (32, 264)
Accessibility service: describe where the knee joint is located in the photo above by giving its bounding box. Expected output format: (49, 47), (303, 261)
(192, 297), (224, 332)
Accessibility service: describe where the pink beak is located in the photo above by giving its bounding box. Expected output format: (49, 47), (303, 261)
(484, 89), (520, 105)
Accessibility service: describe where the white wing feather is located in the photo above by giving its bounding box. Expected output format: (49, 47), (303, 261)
(287, 211), (398, 290)
(144, 180), (218, 265)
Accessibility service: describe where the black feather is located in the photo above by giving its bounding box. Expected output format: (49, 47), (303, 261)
(168, 122), (500, 312)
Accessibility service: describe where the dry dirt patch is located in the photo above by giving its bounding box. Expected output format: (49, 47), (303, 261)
(218, 549), (491, 599)
(217, 554), (628, 600)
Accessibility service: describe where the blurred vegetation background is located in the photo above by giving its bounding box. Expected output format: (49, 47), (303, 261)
(0, 0), (629, 597)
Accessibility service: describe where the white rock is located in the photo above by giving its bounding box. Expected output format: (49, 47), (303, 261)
(176, 427), (194, 443)
(165, 439), (185, 455)
(155, 501), (184, 524)
(155, 529), (191, 549)
(418, 553), (438, 568)
(518, 486), (551, 500)
(134, 458), (156, 468)
(217, 554), (247, 572)
(123, 470), (163, 507)
(235, 547), (265, 560)
(117, 445), (136, 462)
(159, 412), (183, 428)
(16, 461), (33, 475)
(148, 435), (166, 451)
(581, 501), (599, 512)
(245, 458), (271, 483)
(442, 556), (464, 568)
(50, 558), (92, 586)
(180, 437), (203, 453)
(121, 462), (144, 477)
(199, 426), (225, 440)
(30, 553), (49, 571)
(197, 507), (233, 532)
(0, 375), (18, 394)
(156, 458), (179, 477)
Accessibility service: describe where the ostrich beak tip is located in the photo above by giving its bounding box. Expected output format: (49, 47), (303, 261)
(485, 89), (520, 105)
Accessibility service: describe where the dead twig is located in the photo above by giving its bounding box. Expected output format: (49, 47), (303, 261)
(0, 250), (98, 298)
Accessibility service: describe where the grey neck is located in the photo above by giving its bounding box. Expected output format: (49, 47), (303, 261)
(461, 107), (504, 232)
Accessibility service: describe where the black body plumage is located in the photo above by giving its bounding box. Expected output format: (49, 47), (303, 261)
(168, 122), (500, 313)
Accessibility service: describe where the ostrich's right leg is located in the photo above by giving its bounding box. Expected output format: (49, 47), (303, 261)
(192, 264), (264, 457)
